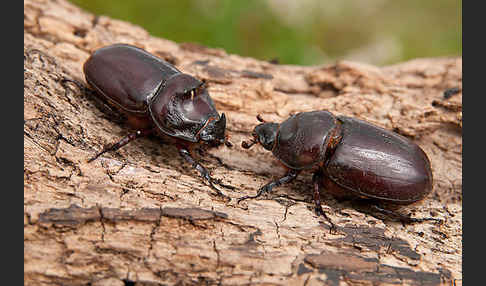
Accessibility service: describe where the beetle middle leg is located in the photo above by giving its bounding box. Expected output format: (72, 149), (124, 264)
(88, 129), (153, 162)
(178, 147), (231, 200)
(313, 169), (337, 233)
(237, 169), (301, 203)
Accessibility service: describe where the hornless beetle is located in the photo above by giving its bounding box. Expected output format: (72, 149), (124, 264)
(240, 111), (438, 229)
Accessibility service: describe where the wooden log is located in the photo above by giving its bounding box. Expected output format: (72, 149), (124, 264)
(24, 0), (462, 285)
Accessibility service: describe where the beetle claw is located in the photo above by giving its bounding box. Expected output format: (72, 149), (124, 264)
(212, 178), (236, 190)
(237, 188), (268, 203)
(208, 183), (231, 202)
(327, 223), (338, 235)
(87, 151), (105, 163)
(237, 194), (258, 204)
(314, 205), (338, 234)
(403, 216), (442, 224)
(199, 165), (232, 201)
(203, 174), (229, 200)
(237, 184), (272, 204)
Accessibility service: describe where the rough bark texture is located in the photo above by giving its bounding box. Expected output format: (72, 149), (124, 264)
(24, 1), (462, 285)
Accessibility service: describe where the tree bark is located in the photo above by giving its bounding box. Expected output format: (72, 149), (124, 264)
(24, 1), (462, 285)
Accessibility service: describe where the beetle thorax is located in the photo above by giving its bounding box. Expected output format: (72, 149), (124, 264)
(272, 111), (339, 170)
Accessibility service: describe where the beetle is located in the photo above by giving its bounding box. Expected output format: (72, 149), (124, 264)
(83, 43), (232, 198)
(240, 111), (437, 229)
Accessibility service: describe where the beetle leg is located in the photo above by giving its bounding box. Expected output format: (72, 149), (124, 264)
(313, 170), (337, 233)
(237, 169), (300, 203)
(178, 148), (231, 200)
(61, 78), (92, 95)
(88, 129), (153, 162)
(370, 205), (441, 224)
(193, 148), (236, 190)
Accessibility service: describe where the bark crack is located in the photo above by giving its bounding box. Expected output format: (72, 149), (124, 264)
(97, 205), (106, 242)
(146, 207), (163, 258)
(212, 240), (221, 270)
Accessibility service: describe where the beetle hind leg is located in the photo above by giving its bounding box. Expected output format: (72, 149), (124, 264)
(370, 204), (441, 224)
(61, 78), (91, 95)
(88, 129), (153, 162)
(313, 170), (338, 233)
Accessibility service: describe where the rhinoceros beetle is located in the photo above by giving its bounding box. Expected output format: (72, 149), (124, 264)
(82, 44), (232, 198)
(240, 111), (437, 228)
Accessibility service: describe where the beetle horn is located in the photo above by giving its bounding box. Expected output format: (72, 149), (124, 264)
(218, 113), (227, 128)
(214, 113), (227, 144)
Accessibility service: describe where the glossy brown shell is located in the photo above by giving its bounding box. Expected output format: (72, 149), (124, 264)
(83, 44), (180, 114)
(84, 44), (223, 143)
(324, 116), (433, 204)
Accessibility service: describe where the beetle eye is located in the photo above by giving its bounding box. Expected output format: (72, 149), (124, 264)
(183, 89), (196, 100)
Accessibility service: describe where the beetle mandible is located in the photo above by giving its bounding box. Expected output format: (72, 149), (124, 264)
(83, 44), (232, 198)
(240, 111), (437, 229)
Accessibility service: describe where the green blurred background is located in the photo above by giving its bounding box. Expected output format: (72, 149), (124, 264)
(69, 0), (462, 66)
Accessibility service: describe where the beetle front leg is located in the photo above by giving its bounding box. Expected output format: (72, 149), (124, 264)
(178, 148), (230, 200)
(88, 129), (153, 162)
(238, 169), (301, 203)
(370, 205), (441, 224)
(313, 170), (337, 233)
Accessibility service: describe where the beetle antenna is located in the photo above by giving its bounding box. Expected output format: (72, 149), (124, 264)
(256, 114), (265, 123)
(200, 78), (207, 87)
(242, 139), (256, 149)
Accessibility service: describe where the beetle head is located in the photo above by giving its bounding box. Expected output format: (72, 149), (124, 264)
(242, 120), (279, 151)
(199, 113), (227, 147)
(150, 73), (232, 145)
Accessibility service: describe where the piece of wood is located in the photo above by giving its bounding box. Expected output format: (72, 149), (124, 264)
(24, 0), (462, 285)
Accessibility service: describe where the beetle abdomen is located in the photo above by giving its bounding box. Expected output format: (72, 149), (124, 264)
(273, 111), (338, 170)
(84, 44), (180, 113)
(324, 116), (433, 203)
